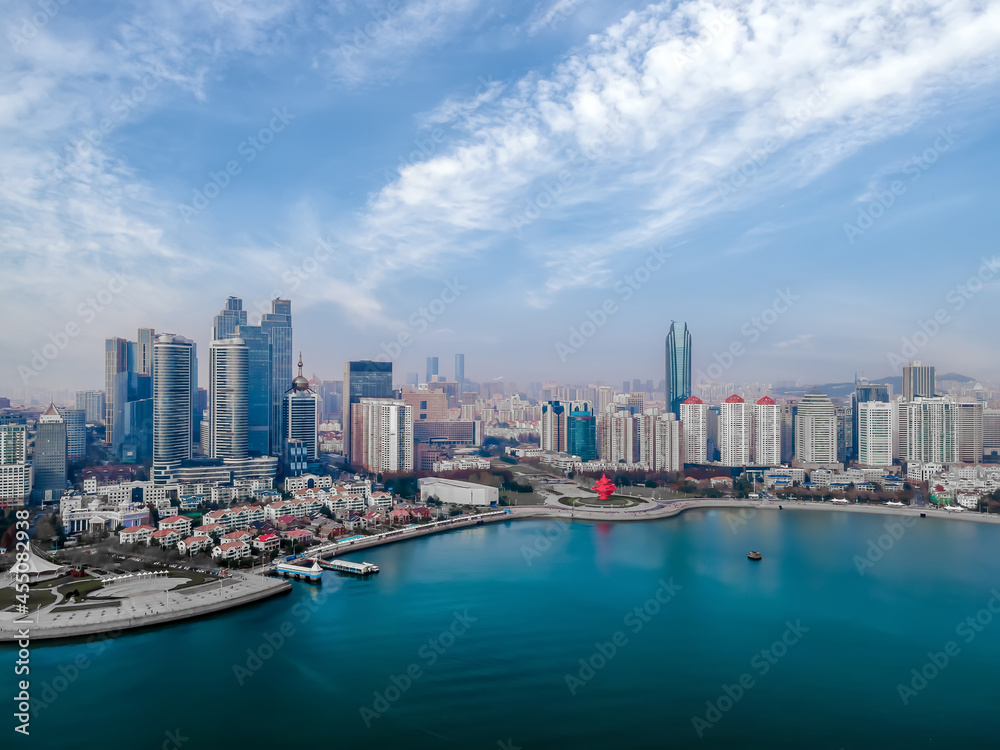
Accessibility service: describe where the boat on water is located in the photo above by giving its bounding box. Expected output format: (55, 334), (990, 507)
(747, 551), (763, 561)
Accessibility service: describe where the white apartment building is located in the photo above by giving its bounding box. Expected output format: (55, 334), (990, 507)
(720, 395), (752, 467)
(858, 401), (894, 467)
(679, 397), (707, 464)
(752, 397), (781, 466)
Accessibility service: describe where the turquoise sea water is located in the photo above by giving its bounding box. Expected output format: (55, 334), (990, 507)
(11, 509), (1000, 749)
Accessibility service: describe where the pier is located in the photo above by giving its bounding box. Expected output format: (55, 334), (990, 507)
(314, 558), (379, 576)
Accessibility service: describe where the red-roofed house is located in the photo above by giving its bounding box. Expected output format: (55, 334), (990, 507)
(252, 534), (280, 553)
(194, 523), (224, 538)
(119, 524), (155, 545)
(389, 508), (411, 524)
(212, 541), (251, 560)
(151, 528), (182, 548)
(221, 529), (253, 543)
(177, 535), (213, 555)
(284, 528), (313, 545)
(158, 515), (193, 536)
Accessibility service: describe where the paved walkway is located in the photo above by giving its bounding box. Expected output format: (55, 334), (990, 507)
(0, 572), (289, 641)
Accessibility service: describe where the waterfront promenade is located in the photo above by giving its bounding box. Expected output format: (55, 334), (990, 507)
(0, 571), (290, 642)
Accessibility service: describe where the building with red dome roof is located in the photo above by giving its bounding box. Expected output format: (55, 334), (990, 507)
(720, 395), (751, 465)
(753, 396), (781, 465)
(679, 396), (707, 464)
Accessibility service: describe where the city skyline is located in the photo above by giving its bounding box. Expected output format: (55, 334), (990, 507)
(3, 1), (1000, 393)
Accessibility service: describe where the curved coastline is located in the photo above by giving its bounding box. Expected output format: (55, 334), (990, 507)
(5, 498), (996, 643)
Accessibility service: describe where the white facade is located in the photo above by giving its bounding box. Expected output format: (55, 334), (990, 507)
(858, 401), (894, 467)
(720, 397), (751, 467)
(209, 338), (249, 460)
(653, 414), (683, 472)
(795, 393), (837, 465)
(679, 398), (707, 464)
(419, 478), (498, 507)
(906, 397), (958, 464)
(752, 398), (781, 466)
(152, 334), (196, 483)
(357, 398), (413, 473)
(0, 424), (30, 508)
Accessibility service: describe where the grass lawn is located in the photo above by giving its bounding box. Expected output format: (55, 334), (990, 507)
(57, 577), (107, 601)
(0, 587), (57, 612)
(52, 601), (121, 613)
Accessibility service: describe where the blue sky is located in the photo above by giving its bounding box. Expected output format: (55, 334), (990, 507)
(3, 0), (1000, 395)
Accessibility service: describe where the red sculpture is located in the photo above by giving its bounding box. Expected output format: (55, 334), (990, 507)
(592, 474), (617, 501)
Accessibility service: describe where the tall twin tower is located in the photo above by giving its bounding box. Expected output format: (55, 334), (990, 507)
(665, 321), (692, 416)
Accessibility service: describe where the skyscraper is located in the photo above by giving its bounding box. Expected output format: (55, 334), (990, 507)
(858, 401), (894, 467)
(752, 396), (781, 466)
(720, 394), (751, 466)
(213, 296), (248, 341)
(454, 353), (465, 392)
(955, 401), (984, 464)
(236, 323), (273, 456)
(0, 424), (30, 509)
(426, 356), (439, 384)
(209, 337), (249, 460)
(679, 396), (707, 464)
(906, 397), (958, 464)
(853, 380), (890, 461)
(665, 322), (692, 416)
(541, 401), (567, 452)
(63, 408), (86, 461)
(137, 328), (156, 375)
(33, 404), (67, 501)
(104, 337), (131, 448)
(75, 390), (105, 424)
(354, 398), (413, 473)
(152, 334), (196, 483)
(261, 299), (292, 455)
(284, 354), (321, 474)
(567, 402), (597, 461)
(343, 360), (393, 466)
(794, 393), (837, 465)
(902, 360), (936, 401)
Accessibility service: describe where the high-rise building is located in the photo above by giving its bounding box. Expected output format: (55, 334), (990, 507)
(639, 413), (682, 471)
(853, 380), (890, 461)
(261, 299), (292, 455)
(152, 334), (196, 483)
(400, 389), (449, 423)
(344, 361), (393, 466)
(720, 395), (751, 466)
(795, 393), (837, 465)
(679, 396), (707, 464)
(209, 337), (249, 460)
(752, 396), (781, 466)
(137, 327), (156, 375)
(104, 337), (132, 449)
(906, 397), (957, 464)
(597, 386), (615, 415)
(354, 398), (413, 473)
(665, 322), (692, 416)
(426, 356), (439, 384)
(858, 401), (894, 467)
(213, 296), (248, 341)
(984, 409), (1000, 461)
(32, 404), (67, 501)
(541, 401), (567, 453)
(63, 408), (86, 461)
(835, 403), (853, 464)
(903, 360), (936, 401)
(75, 390), (106, 425)
(405, 372), (419, 388)
(601, 410), (640, 464)
(780, 401), (797, 464)
(0, 424), (30, 509)
(454, 354), (465, 392)
(955, 401), (984, 464)
(284, 354), (320, 473)
(567, 402), (597, 461)
(235, 323), (272, 456)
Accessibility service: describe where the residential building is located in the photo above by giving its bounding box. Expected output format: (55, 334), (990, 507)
(343, 360), (393, 466)
(857, 401), (894, 467)
(906, 396), (958, 464)
(795, 393), (837, 465)
(209, 337), (249, 460)
(719, 395), (751, 467)
(679, 396), (707, 464)
(902, 360), (936, 401)
(0, 424), (30, 509)
(354, 398), (413, 473)
(152, 334), (197, 483)
(752, 397), (781, 466)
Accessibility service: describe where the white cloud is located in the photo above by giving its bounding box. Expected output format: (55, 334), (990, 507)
(348, 0), (1000, 306)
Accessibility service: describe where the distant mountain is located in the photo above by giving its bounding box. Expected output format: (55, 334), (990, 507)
(771, 372), (976, 400)
(938, 372), (976, 383)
